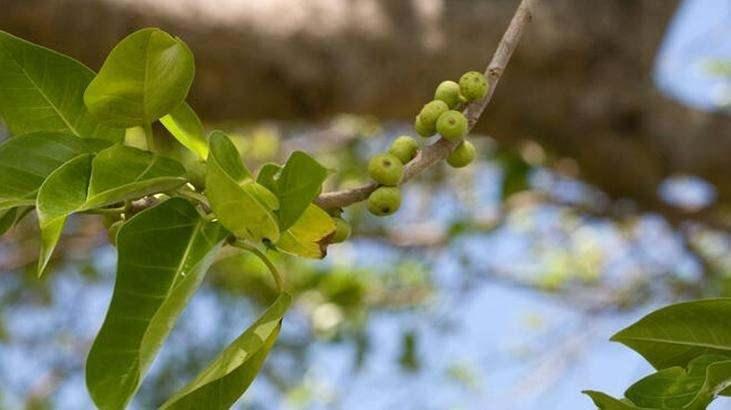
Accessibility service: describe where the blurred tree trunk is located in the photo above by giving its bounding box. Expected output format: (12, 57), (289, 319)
(3, 0), (730, 218)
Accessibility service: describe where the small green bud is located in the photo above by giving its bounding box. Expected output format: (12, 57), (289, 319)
(447, 140), (477, 168)
(389, 136), (419, 164)
(414, 115), (434, 138)
(187, 159), (208, 190)
(331, 217), (351, 243)
(434, 80), (462, 108)
(367, 187), (402, 216)
(436, 110), (468, 142)
(459, 71), (488, 101)
(368, 153), (403, 186)
(102, 213), (121, 229)
(418, 100), (449, 130)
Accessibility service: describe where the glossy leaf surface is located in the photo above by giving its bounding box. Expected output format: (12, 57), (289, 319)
(36, 145), (187, 274)
(161, 293), (291, 409)
(84, 28), (195, 127)
(0, 132), (111, 210)
(612, 299), (731, 369)
(205, 131), (279, 243)
(0, 30), (123, 140)
(86, 198), (226, 410)
(160, 102), (208, 159)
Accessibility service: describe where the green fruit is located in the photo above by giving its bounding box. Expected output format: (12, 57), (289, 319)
(447, 140), (476, 168)
(418, 100), (449, 130)
(389, 136), (419, 164)
(459, 71), (488, 101)
(367, 187), (402, 216)
(436, 110), (468, 142)
(331, 217), (351, 243)
(187, 159), (208, 190)
(434, 80), (462, 108)
(414, 115), (434, 138)
(368, 153), (403, 186)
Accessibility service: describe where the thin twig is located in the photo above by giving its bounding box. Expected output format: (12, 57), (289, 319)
(314, 0), (539, 210)
(231, 239), (285, 292)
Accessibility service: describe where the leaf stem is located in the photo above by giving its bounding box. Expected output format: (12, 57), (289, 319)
(176, 188), (210, 208)
(82, 207), (126, 216)
(232, 240), (285, 292)
(143, 122), (155, 151)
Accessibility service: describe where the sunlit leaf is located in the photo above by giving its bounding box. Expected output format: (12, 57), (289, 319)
(161, 293), (291, 409)
(36, 145), (187, 274)
(160, 102), (208, 159)
(205, 131), (279, 243)
(0, 30), (123, 141)
(270, 151), (328, 230)
(276, 204), (335, 259)
(84, 28), (195, 128)
(583, 391), (646, 409)
(0, 132), (111, 211)
(86, 198), (227, 410)
(612, 299), (731, 369)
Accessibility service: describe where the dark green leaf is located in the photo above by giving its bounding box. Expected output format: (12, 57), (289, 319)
(86, 198), (227, 410)
(160, 102), (208, 159)
(84, 28), (195, 128)
(0, 208), (17, 236)
(161, 293), (291, 409)
(0, 30), (123, 141)
(205, 131), (279, 243)
(36, 145), (187, 274)
(0, 132), (111, 210)
(276, 204), (335, 259)
(255, 163), (281, 193)
(272, 151), (328, 230)
(612, 299), (731, 369)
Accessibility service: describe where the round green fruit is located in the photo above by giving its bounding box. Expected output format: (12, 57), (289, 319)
(368, 153), (404, 186)
(367, 187), (402, 216)
(389, 136), (419, 164)
(418, 100), (449, 130)
(459, 71), (488, 101)
(414, 115), (434, 138)
(331, 217), (351, 243)
(436, 110), (468, 142)
(434, 80), (462, 108)
(447, 140), (477, 168)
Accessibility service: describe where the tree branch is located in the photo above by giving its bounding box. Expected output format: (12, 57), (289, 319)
(315, 0), (539, 210)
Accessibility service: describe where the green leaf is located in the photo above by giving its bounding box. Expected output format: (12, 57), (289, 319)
(36, 145), (187, 274)
(0, 31), (123, 141)
(612, 299), (731, 369)
(255, 163), (281, 193)
(583, 391), (647, 409)
(270, 151), (328, 230)
(205, 131), (279, 243)
(624, 355), (731, 409)
(276, 204), (335, 259)
(0, 208), (17, 236)
(86, 198), (227, 410)
(160, 102), (208, 159)
(161, 293), (291, 409)
(0, 132), (111, 211)
(685, 359), (731, 409)
(84, 28), (195, 128)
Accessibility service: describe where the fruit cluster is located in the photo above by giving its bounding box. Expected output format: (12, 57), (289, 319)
(364, 71), (487, 218)
(331, 71), (488, 244)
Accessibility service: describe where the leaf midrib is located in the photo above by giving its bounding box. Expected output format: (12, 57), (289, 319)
(0, 44), (82, 136)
